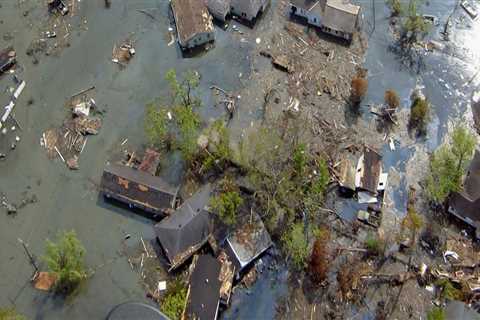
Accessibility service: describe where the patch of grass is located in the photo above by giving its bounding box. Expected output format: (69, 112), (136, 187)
(282, 222), (309, 270)
(160, 278), (187, 320)
(42, 230), (88, 296)
(364, 233), (385, 256)
(427, 307), (445, 320)
(0, 307), (26, 320)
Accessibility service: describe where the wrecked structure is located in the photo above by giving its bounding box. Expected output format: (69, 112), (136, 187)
(355, 146), (388, 204)
(171, 0), (215, 50)
(154, 185), (213, 270)
(47, 0), (69, 16)
(289, 0), (323, 27)
(100, 163), (177, 217)
(448, 150), (480, 240)
(225, 212), (272, 277)
(230, 0), (270, 22)
(0, 47), (16, 74)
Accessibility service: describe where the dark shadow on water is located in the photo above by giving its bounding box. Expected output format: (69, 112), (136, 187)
(96, 193), (162, 224)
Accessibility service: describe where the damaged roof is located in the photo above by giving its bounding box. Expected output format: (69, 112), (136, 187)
(322, 0), (360, 34)
(226, 212), (272, 271)
(205, 0), (231, 21)
(154, 184), (213, 269)
(171, 0), (214, 46)
(359, 146), (382, 194)
(185, 255), (222, 320)
(290, 0), (322, 11)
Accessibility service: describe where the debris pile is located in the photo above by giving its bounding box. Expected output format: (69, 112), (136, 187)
(112, 40), (136, 67)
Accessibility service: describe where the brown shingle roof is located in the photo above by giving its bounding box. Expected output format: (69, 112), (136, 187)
(171, 0), (214, 46)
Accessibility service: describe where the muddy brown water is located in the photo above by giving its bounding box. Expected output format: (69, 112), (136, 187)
(1, 0), (480, 319)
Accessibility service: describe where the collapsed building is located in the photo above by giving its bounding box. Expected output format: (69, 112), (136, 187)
(448, 150), (480, 240)
(354, 146), (388, 204)
(171, 0), (215, 50)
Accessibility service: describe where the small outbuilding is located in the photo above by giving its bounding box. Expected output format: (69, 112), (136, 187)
(448, 150), (480, 240)
(171, 0), (215, 50)
(225, 212), (272, 277)
(100, 163), (177, 217)
(321, 0), (360, 42)
(230, 0), (270, 22)
(154, 185), (213, 270)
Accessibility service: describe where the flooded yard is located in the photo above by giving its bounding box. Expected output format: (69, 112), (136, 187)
(1, 0), (480, 319)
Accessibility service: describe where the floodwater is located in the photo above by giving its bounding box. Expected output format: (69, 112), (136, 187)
(1, 0), (480, 319)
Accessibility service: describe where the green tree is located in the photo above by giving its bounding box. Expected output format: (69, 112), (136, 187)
(160, 279), (187, 320)
(0, 307), (26, 320)
(387, 0), (403, 17)
(409, 97), (429, 134)
(426, 126), (476, 204)
(42, 230), (88, 295)
(364, 233), (385, 256)
(282, 222), (309, 269)
(144, 103), (168, 147)
(403, 0), (428, 38)
(427, 307), (445, 320)
(210, 191), (243, 225)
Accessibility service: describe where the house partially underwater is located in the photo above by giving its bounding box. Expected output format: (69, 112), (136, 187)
(100, 163), (177, 218)
(171, 0), (215, 50)
(154, 184), (213, 270)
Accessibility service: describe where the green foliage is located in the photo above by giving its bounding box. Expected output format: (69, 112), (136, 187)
(144, 103), (168, 147)
(0, 307), (26, 320)
(201, 120), (232, 171)
(364, 233), (384, 256)
(435, 279), (464, 301)
(427, 307), (445, 320)
(387, 0), (403, 17)
(144, 69), (202, 162)
(409, 97), (429, 133)
(293, 144), (307, 174)
(210, 191), (243, 225)
(42, 230), (87, 296)
(160, 279), (187, 320)
(403, 0), (428, 35)
(282, 222), (309, 270)
(426, 126), (476, 204)
(173, 104), (201, 161)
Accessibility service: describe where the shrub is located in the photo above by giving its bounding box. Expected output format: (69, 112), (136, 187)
(42, 230), (88, 296)
(387, 0), (403, 17)
(293, 143), (308, 175)
(160, 279), (187, 320)
(427, 307), (445, 320)
(384, 89), (400, 109)
(210, 191), (243, 225)
(409, 97), (429, 133)
(0, 307), (26, 320)
(435, 279), (464, 301)
(403, 0), (429, 36)
(309, 227), (330, 284)
(350, 77), (368, 105)
(364, 233), (385, 256)
(282, 222), (309, 270)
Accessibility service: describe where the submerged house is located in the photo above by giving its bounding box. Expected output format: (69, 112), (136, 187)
(321, 0), (360, 41)
(206, 0), (231, 22)
(448, 150), (480, 240)
(355, 146), (388, 204)
(154, 185), (213, 270)
(289, 0), (323, 27)
(230, 0), (270, 22)
(171, 0), (215, 50)
(225, 212), (272, 277)
(100, 164), (177, 217)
